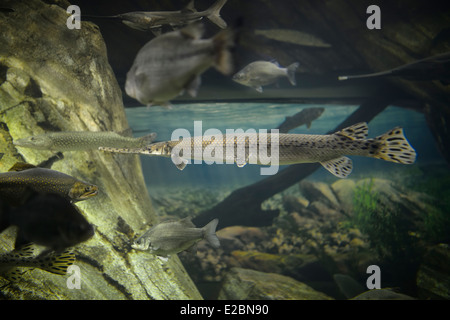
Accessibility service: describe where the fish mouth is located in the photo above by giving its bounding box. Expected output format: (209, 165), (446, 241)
(79, 185), (99, 199)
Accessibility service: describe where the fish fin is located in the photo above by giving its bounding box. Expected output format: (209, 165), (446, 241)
(2, 268), (29, 282)
(286, 62), (299, 86)
(180, 22), (204, 39)
(203, 218), (220, 248)
(8, 162), (36, 172)
(320, 156), (353, 178)
(36, 249), (76, 275)
(118, 128), (133, 137)
(335, 122), (369, 140)
(171, 153), (188, 170)
(181, 0), (197, 13)
(206, 0), (228, 29)
(122, 20), (148, 32)
(179, 217), (196, 228)
(185, 76), (202, 97)
(307, 121), (312, 129)
(138, 132), (158, 147)
(212, 28), (234, 75)
(371, 127), (416, 164)
(254, 86), (263, 93)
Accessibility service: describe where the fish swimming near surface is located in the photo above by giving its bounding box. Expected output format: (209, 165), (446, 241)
(232, 61), (299, 92)
(0, 243), (75, 281)
(82, 0), (228, 35)
(99, 122), (416, 178)
(14, 131), (157, 152)
(0, 190), (94, 251)
(125, 22), (234, 108)
(254, 29), (332, 48)
(0, 162), (98, 205)
(132, 218), (220, 260)
(276, 107), (325, 133)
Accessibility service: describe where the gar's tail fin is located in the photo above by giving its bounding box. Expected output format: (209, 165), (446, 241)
(371, 127), (416, 164)
(213, 28), (235, 75)
(202, 219), (220, 248)
(286, 62), (300, 86)
(206, 0), (228, 29)
(37, 249), (76, 275)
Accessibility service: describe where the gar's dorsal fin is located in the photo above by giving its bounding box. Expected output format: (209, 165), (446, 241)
(334, 122), (368, 140)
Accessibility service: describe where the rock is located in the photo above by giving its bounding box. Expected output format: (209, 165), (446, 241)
(282, 195), (309, 212)
(0, 0), (201, 299)
(331, 179), (356, 212)
(299, 180), (341, 210)
(218, 267), (333, 300)
(416, 244), (450, 299)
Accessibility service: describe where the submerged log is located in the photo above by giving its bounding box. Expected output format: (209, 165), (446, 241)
(193, 97), (390, 230)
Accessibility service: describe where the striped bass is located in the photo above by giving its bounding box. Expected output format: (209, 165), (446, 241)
(99, 122), (416, 178)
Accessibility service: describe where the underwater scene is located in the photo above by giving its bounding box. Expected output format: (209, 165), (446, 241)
(0, 0), (450, 303)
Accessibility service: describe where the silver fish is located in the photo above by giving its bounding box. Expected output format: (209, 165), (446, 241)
(232, 61), (299, 92)
(125, 22), (234, 108)
(99, 122), (416, 178)
(254, 29), (332, 48)
(0, 244), (75, 281)
(277, 107), (325, 133)
(132, 218), (220, 259)
(13, 131), (156, 151)
(83, 0), (228, 35)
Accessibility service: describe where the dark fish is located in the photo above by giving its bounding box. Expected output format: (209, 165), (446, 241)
(132, 218), (220, 260)
(1, 191), (94, 251)
(82, 0), (228, 35)
(125, 22), (234, 108)
(338, 51), (450, 81)
(232, 61), (299, 92)
(0, 162), (98, 205)
(276, 107), (325, 133)
(0, 243), (75, 281)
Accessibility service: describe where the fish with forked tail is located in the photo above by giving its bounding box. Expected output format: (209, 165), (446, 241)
(125, 22), (234, 108)
(82, 0), (228, 35)
(132, 218), (220, 260)
(14, 131), (157, 152)
(232, 60), (299, 92)
(99, 122), (416, 178)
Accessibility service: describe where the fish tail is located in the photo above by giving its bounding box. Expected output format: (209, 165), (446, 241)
(206, 0), (228, 29)
(203, 219), (220, 249)
(138, 132), (158, 147)
(37, 249), (76, 275)
(370, 127), (416, 164)
(213, 28), (234, 75)
(286, 62), (299, 86)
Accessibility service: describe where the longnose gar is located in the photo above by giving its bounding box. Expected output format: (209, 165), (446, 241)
(99, 122), (416, 178)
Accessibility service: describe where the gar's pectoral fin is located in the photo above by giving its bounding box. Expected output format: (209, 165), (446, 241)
(320, 156), (353, 178)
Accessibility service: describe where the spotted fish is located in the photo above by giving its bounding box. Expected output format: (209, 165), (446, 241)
(99, 122), (417, 178)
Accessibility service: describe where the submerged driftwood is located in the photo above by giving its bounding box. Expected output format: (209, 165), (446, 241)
(0, 0), (201, 299)
(193, 97), (390, 229)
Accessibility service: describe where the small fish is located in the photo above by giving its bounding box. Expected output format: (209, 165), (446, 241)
(351, 288), (415, 300)
(276, 107), (325, 133)
(0, 162), (98, 205)
(132, 218), (220, 260)
(82, 0), (228, 35)
(232, 61), (299, 92)
(254, 29), (331, 48)
(125, 22), (234, 108)
(0, 243), (75, 281)
(99, 122), (417, 178)
(14, 131), (157, 152)
(1, 191), (94, 251)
